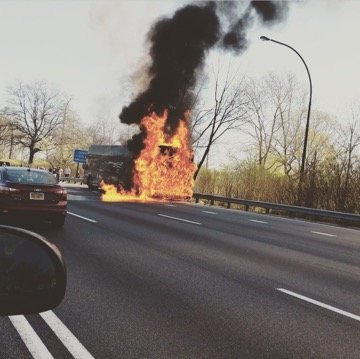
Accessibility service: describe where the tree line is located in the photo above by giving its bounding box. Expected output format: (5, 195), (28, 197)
(0, 81), (121, 171)
(192, 71), (360, 213)
(0, 74), (359, 213)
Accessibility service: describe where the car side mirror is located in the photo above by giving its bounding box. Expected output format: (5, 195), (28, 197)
(0, 225), (66, 315)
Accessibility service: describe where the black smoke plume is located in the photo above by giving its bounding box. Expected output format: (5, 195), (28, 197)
(120, 3), (220, 139)
(222, 1), (289, 52)
(120, 1), (289, 159)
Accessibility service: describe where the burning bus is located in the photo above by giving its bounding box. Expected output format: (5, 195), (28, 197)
(89, 112), (196, 202)
(83, 145), (133, 191)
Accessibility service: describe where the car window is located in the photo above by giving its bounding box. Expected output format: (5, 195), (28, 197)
(5, 170), (56, 185)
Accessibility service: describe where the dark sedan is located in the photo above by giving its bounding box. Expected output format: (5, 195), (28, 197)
(0, 167), (67, 227)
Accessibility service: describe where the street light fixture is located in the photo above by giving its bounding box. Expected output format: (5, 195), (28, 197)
(260, 35), (312, 204)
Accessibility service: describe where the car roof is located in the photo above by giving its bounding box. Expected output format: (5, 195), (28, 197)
(1, 166), (48, 173)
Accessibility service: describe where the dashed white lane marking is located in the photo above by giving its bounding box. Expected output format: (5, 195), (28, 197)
(202, 211), (217, 215)
(277, 288), (360, 322)
(311, 231), (336, 237)
(67, 195), (96, 201)
(68, 212), (97, 223)
(157, 214), (201, 225)
(165, 204), (176, 207)
(9, 315), (54, 358)
(40, 311), (95, 359)
(249, 219), (268, 224)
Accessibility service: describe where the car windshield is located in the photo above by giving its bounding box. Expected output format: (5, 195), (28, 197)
(5, 169), (56, 185)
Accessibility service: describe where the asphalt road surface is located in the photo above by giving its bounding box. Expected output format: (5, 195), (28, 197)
(1, 184), (359, 358)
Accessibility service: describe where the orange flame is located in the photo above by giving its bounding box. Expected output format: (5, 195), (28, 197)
(101, 110), (197, 202)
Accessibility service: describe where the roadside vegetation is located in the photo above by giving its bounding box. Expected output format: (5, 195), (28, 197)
(1, 72), (359, 214)
(192, 71), (360, 214)
(194, 159), (360, 214)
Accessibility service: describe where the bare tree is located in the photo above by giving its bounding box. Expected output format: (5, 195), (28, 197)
(85, 118), (120, 145)
(3, 82), (65, 164)
(0, 116), (10, 154)
(192, 67), (248, 179)
(295, 110), (337, 207)
(48, 115), (122, 169)
(242, 74), (289, 170)
(268, 74), (307, 176)
(44, 100), (88, 168)
(334, 110), (360, 211)
(57, 98), (73, 166)
(241, 73), (316, 178)
(0, 116), (23, 159)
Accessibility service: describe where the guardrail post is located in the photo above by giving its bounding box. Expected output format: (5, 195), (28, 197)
(227, 202), (231, 209)
(245, 205), (249, 212)
(210, 199), (214, 205)
(266, 208), (270, 214)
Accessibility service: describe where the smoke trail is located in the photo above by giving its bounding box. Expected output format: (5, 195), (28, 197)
(251, 0), (288, 24)
(120, 3), (220, 128)
(120, 1), (289, 158)
(222, 1), (289, 53)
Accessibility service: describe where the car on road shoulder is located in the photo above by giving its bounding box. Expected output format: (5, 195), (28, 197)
(0, 166), (67, 227)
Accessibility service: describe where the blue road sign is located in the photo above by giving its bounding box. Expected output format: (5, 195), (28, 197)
(73, 149), (88, 163)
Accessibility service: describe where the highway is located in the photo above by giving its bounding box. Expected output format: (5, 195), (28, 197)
(1, 184), (359, 358)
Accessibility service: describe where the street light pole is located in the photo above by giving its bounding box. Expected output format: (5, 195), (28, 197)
(260, 36), (312, 204)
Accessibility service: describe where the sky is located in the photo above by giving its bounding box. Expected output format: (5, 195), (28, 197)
(0, 0), (359, 166)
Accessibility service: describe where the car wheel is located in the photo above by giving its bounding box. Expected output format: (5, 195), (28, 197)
(52, 216), (66, 228)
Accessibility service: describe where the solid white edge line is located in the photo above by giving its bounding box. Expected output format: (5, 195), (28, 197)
(277, 288), (360, 322)
(311, 231), (336, 237)
(157, 214), (201, 225)
(68, 212), (97, 223)
(191, 202), (360, 234)
(9, 315), (54, 359)
(40, 311), (95, 359)
(249, 219), (268, 224)
(202, 211), (217, 215)
(277, 215), (360, 233)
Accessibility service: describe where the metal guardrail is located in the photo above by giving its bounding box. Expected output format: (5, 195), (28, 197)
(192, 192), (360, 224)
(59, 177), (84, 184)
(54, 182), (359, 224)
